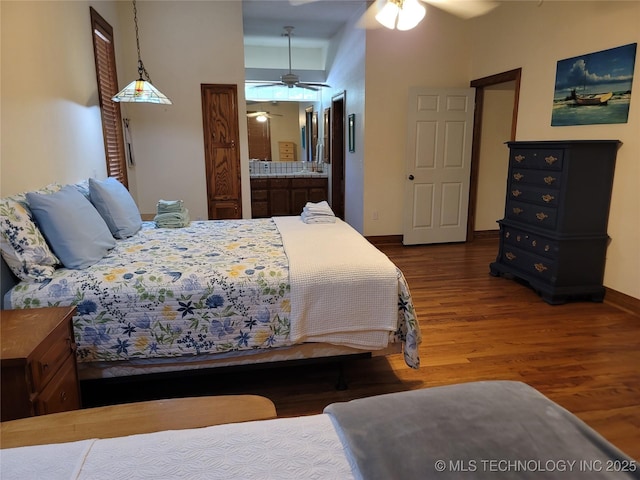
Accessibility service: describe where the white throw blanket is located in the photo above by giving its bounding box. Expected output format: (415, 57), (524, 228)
(273, 216), (398, 349)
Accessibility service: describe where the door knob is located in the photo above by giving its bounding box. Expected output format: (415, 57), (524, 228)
(408, 175), (414, 180)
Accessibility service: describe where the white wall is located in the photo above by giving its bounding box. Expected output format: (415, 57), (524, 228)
(0, 1), (118, 196)
(326, 7), (367, 233)
(363, 7), (471, 236)
(469, 1), (639, 299)
(117, 1), (248, 219)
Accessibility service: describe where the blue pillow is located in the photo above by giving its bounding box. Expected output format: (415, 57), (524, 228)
(26, 186), (116, 269)
(89, 178), (142, 239)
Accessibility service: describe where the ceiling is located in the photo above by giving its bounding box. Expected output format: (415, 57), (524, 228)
(242, 0), (368, 46)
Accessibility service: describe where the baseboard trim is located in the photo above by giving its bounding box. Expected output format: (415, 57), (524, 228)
(366, 235), (403, 246)
(473, 230), (500, 240)
(604, 288), (640, 316)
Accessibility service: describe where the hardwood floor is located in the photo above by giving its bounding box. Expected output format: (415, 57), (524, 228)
(81, 238), (640, 460)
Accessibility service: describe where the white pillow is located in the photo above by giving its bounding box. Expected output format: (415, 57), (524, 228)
(89, 178), (142, 239)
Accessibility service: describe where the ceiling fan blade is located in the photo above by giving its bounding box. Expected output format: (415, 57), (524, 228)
(422, 0), (499, 19)
(298, 82), (331, 88)
(249, 82), (285, 89)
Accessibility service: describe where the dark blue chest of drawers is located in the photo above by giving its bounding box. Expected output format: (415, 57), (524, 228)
(489, 140), (619, 304)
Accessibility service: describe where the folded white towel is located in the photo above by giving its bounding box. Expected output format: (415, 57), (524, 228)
(302, 211), (336, 223)
(304, 201), (334, 215)
(301, 201), (336, 224)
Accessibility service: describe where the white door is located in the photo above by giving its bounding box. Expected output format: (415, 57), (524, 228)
(403, 87), (475, 245)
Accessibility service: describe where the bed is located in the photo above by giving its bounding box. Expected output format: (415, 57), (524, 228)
(1, 181), (420, 380)
(2, 381), (637, 479)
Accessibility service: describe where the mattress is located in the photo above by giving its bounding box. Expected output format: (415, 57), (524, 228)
(5, 218), (420, 374)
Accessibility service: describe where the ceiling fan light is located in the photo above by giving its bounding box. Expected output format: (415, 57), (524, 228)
(256, 114), (268, 122)
(397, 0), (426, 30)
(112, 78), (172, 104)
(375, 1), (400, 29)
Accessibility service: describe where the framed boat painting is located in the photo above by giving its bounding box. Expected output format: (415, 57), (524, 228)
(551, 43), (637, 126)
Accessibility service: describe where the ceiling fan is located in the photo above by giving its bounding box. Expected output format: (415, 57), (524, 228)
(246, 111), (283, 122)
(291, 0), (498, 30)
(249, 26), (331, 91)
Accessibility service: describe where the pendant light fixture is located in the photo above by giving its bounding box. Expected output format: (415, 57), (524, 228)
(112, 0), (172, 104)
(375, 0), (426, 31)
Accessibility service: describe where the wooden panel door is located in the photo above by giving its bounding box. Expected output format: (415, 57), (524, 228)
(403, 87), (475, 245)
(201, 84), (242, 219)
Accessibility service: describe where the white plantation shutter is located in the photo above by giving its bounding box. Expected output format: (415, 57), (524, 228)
(90, 7), (128, 188)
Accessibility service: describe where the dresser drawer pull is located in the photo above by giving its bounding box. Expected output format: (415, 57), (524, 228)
(532, 240), (537, 247)
(60, 390), (68, 403)
(534, 263), (548, 272)
(514, 155), (525, 163)
(545, 155), (558, 165)
(512, 207), (523, 215)
(544, 245), (550, 252)
(42, 363), (49, 372)
(541, 194), (555, 203)
(511, 189), (522, 197)
(536, 212), (548, 221)
(505, 252), (516, 260)
(505, 232), (511, 239)
(544, 176), (556, 185)
(513, 173), (524, 181)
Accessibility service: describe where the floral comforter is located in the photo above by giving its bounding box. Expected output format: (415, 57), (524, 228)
(6, 219), (420, 368)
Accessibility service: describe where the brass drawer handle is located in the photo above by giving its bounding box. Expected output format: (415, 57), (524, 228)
(515, 155), (525, 163)
(545, 155), (558, 165)
(511, 189), (522, 197)
(513, 173), (524, 181)
(536, 212), (548, 221)
(505, 252), (516, 260)
(534, 263), (548, 272)
(513, 207), (523, 215)
(544, 176), (556, 185)
(541, 194), (555, 203)
(60, 390), (67, 402)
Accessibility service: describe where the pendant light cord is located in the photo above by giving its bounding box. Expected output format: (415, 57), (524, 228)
(133, 0), (152, 83)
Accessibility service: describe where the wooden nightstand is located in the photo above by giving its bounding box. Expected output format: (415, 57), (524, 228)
(1, 306), (81, 421)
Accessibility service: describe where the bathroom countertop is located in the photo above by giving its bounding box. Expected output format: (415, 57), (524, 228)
(249, 172), (328, 179)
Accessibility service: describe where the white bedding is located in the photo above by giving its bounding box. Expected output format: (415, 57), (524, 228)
(274, 216), (398, 349)
(1, 415), (357, 480)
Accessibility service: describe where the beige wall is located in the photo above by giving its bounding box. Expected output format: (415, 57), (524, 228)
(468, 1), (639, 299)
(475, 86), (514, 231)
(0, 1), (118, 196)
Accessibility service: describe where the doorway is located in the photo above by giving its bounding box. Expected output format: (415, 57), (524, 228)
(467, 68), (521, 241)
(330, 92), (346, 220)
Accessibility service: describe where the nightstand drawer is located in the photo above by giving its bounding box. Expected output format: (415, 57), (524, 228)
(31, 320), (74, 392)
(35, 355), (81, 415)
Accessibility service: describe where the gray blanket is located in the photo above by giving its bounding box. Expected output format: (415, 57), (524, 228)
(324, 381), (639, 479)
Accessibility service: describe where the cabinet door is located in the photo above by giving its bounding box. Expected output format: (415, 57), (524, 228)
(270, 189), (290, 216)
(291, 188), (309, 214)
